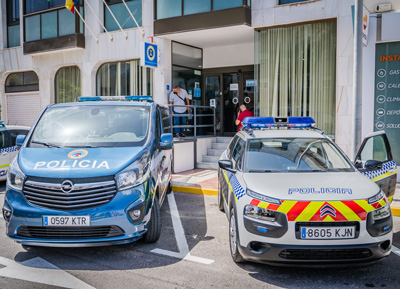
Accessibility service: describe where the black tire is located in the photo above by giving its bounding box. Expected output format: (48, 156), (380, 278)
(166, 181), (172, 195)
(218, 171), (225, 212)
(229, 208), (244, 263)
(143, 195), (161, 243)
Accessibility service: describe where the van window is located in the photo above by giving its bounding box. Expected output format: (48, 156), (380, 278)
(161, 107), (171, 133)
(28, 105), (150, 148)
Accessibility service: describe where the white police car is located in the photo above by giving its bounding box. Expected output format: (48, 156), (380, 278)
(0, 122), (30, 181)
(218, 117), (397, 265)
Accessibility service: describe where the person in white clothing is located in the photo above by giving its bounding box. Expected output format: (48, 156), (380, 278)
(169, 85), (190, 137)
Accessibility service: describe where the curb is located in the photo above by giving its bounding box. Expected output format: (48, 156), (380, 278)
(392, 207), (400, 217)
(171, 185), (218, 196)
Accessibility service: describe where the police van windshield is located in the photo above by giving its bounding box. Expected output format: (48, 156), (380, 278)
(28, 105), (150, 148)
(245, 138), (354, 173)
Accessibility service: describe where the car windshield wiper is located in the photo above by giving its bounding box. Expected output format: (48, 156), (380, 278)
(31, 141), (60, 148)
(248, 169), (277, 173)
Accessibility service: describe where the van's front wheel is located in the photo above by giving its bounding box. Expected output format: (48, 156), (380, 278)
(143, 195), (161, 243)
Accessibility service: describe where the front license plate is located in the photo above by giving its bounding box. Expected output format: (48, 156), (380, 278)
(300, 226), (356, 240)
(43, 216), (90, 227)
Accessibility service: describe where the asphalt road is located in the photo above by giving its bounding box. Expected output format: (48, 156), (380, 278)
(0, 181), (399, 289)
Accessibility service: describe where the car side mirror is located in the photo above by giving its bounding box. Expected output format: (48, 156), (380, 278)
(16, 135), (26, 147)
(159, 133), (173, 150)
(218, 160), (236, 174)
(364, 160), (383, 171)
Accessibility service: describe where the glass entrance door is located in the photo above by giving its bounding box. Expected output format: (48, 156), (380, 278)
(204, 71), (254, 135)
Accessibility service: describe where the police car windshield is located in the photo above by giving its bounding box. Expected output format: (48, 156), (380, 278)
(245, 138), (354, 173)
(28, 105), (150, 148)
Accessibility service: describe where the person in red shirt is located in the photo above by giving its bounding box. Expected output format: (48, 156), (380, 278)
(235, 104), (254, 131)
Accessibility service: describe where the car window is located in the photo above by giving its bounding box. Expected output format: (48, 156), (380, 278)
(244, 138), (354, 173)
(232, 138), (245, 170)
(161, 107), (171, 134)
(28, 105), (150, 148)
(227, 136), (239, 158)
(0, 132), (5, 149)
(357, 135), (389, 163)
(9, 129), (29, 146)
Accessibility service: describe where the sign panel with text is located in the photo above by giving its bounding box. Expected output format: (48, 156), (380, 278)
(374, 42), (400, 164)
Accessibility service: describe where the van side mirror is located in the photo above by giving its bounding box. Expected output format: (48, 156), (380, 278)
(218, 160), (236, 174)
(159, 133), (173, 150)
(16, 135), (26, 147)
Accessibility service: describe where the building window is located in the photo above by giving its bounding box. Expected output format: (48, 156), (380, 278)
(172, 42), (202, 105)
(156, 0), (248, 19)
(96, 60), (153, 96)
(55, 66), (81, 103)
(255, 21), (337, 136)
(7, 0), (20, 47)
(279, 0), (310, 5)
(5, 71), (39, 93)
(105, 0), (142, 32)
(24, 0), (83, 42)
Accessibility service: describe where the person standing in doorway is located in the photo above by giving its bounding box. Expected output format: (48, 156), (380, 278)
(235, 104), (254, 131)
(169, 85), (190, 137)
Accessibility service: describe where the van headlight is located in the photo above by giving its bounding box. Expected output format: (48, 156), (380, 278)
(7, 157), (25, 191)
(115, 152), (150, 191)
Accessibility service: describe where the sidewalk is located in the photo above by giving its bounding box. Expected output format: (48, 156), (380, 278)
(171, 169), (400, 216)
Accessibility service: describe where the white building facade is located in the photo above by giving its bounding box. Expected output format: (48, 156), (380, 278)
(0, 0), (399, 170)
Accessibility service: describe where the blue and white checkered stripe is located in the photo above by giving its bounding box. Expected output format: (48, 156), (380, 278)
(362, 160), (396, 180)
(0, 146), (17, 154)
(229, 174), (246, 200)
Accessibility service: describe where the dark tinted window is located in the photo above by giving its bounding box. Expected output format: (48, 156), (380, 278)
(231, 138), (245, 170)
(5, 71), (39, 93)
(9, 130), (29, 146)
(25, 0), (64, 14)
(161, 107), (171, 133)
(227, 136), (238, 158)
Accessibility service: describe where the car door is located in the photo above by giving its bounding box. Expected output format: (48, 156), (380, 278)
(354, 131), (397, 202)
(161, 107), (172, 189)
(0, 130), (10, 180)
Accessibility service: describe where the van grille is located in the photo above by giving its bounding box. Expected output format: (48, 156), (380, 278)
(18, 226), (124, 239)
(23, 179), (117, 211)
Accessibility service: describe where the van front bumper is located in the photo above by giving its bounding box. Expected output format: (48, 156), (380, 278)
(3, 183), (152, 247)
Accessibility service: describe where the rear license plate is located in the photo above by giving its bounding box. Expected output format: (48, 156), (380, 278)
(300, 226), (355, 240)
(43, 216), (90, 227)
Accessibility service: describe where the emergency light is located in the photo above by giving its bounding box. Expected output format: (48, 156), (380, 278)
(78, 96), (153, 102)
(242, 117), (316, 128)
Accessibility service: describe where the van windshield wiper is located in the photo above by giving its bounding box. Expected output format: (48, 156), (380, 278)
(31, 141), (60, 148)
(248, 169), (277, 173)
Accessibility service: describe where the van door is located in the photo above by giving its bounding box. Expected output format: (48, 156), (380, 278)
(0, 131), (11, 179)
(354, 131), (397, 202)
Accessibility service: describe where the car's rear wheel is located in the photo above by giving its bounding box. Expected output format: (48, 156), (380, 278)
(218, 171), (225, 212)
(229, 208), (244, 263)
(143, 195), (161, 243)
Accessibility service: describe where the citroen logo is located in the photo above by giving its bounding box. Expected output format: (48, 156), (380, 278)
(61, 180), (74, 193)
(320, 204), (336, 218)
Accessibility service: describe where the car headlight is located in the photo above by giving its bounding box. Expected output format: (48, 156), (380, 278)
(246, 189), (281, 205)
(244, 204), (276, 222)
(7, 156), (25, 191)
(368, 190), (385, 204)
(115, 151), (150, 191)
(372, 204), (391, 221)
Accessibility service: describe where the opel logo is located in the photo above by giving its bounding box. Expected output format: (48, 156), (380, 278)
(320, 204), (336, 218)
(61, 180), (74, 193)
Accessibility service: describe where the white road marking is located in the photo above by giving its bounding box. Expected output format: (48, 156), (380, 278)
(151, 192), (215, 265)
(0, 256), (95, 289)
(392, 245), (400, 257)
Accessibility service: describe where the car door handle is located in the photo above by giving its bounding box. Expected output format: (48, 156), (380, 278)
(388, 166), (396, 173)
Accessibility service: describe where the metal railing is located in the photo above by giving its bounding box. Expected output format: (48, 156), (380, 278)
(166, 104), (216, 170)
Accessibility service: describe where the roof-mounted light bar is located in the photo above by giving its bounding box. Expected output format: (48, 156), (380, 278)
(0, 121), (5, 127)
(242, 117), (316, 129)
(78, 96), (153, 102)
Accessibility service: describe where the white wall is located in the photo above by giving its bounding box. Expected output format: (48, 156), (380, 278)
(203, 43), (254, 69)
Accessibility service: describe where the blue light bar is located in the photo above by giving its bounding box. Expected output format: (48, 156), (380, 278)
(125, 96), (153, 102)
(78, 97), (102, 102)
(242, 117), (316, 129)
(0, 121), (4, 127)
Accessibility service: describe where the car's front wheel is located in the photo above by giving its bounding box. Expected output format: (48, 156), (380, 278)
(143, 195), (161, 243)
(229, 208), (244, 263)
